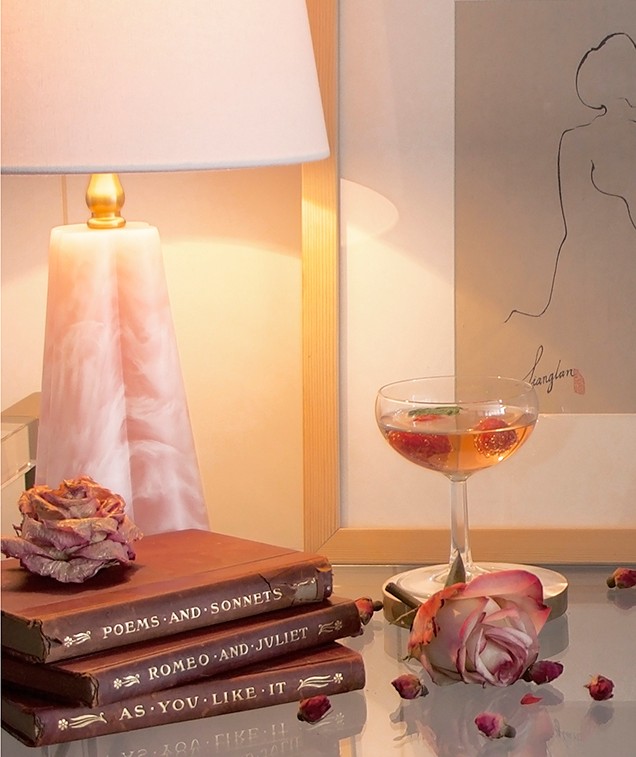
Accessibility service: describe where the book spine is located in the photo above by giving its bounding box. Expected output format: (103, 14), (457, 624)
(6, 650), (365, 746)
(17, 557), (333, 663)
(92, 600), (362, 705)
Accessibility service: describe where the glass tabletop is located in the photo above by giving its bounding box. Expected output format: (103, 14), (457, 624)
(2, 563), (634, 756)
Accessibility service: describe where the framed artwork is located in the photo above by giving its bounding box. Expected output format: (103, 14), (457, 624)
(302, 0), (635, 564)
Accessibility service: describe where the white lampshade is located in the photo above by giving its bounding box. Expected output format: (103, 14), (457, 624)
(1, 0), (329, 536)
(1, 0), (329, 174)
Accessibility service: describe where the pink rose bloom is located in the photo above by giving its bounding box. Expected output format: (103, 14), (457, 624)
(408, 570), (551, 687)
(1, 476), (142, 583)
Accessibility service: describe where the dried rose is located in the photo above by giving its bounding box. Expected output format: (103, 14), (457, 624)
(297, 695), (331, 723)
(522, 660), (564, 684)
(585, 675), (615, 701)
(408, 570), (550, 687)
(606, 567), (636, 589)
(355, 596), (382, 625)
(475, 711), (516, 739)
(391, 673), (429, 700)
(0, 476), (142, 583)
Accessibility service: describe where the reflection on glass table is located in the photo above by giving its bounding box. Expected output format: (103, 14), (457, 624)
(2, 564), (634, 756)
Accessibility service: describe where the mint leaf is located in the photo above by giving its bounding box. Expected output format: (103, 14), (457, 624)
(408, 406), (461, 417)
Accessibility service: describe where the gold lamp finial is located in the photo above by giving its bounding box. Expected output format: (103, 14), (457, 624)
(86, 173), (126, 229)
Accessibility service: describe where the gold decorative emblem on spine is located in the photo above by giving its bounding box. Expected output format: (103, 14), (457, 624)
(317, 619), (343, 634)
(297, 671), (344, 689)
(62, 631), (92, 648)
(113, 674), (141, 689)
(58, 713), (107, 731)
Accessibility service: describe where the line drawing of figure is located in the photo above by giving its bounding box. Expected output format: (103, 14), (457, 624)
(505, 31), (636, 323)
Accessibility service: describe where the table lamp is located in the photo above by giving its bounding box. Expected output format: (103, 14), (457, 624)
(1, 1), (329, 534)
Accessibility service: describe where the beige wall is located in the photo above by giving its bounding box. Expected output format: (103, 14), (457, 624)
(1, 168), (305, 548)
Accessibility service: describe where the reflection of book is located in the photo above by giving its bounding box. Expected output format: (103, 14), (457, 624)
(1, 643), (365, 747)
(1, 691), (368, 757)
(2, 596), (361, 706)
(1, 529), (333, 663)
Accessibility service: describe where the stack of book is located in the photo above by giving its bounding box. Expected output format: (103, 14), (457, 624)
(1, 529), (366, 748)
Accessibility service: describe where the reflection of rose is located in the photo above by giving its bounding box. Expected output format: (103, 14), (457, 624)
(408, 571), (551, 687)
(1, 476), (142, 583)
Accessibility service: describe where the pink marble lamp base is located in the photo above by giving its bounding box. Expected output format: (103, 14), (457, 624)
(35, 222), (209, 534)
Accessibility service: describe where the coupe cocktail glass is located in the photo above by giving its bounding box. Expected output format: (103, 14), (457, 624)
(376, 375), (567, 614)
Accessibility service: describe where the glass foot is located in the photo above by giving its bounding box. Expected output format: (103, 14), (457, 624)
(383, 562), (568, 627)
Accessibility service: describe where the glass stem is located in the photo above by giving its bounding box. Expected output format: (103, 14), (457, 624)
(449, 476), (474, 580)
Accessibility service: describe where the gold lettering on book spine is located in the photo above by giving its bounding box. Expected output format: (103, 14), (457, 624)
(95, 580), (328, 640)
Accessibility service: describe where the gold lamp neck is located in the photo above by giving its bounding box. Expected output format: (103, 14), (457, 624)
(86, 173), (126, 229)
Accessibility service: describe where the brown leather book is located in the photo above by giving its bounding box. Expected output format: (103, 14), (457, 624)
(2, 596), (361, 706)
(1, 529), (333, 663)
(1, 642), (365, 747)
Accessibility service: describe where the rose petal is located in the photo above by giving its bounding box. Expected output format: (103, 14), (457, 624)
(410, 590), (481, 685)
(460, 570), (551, 633)
(14, 553), (112, 583)
(409, 583), (464, 647)
(521, 693), (542, 705)
(111, 517), (144, 545)
(0, 536), (66, 561)
(75, 539), (134, 563)
(461, 570), (543, 604)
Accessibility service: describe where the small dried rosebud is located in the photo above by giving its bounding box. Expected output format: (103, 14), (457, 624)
(606, 567), (636, 589)
(297, 695), (331, 723)
(522, 660), (564, 684)
(355, 596), (382, 625)
(585, 675), (615, 701)
(391, 673), (429, 700)
(475, 712), (516, 740)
